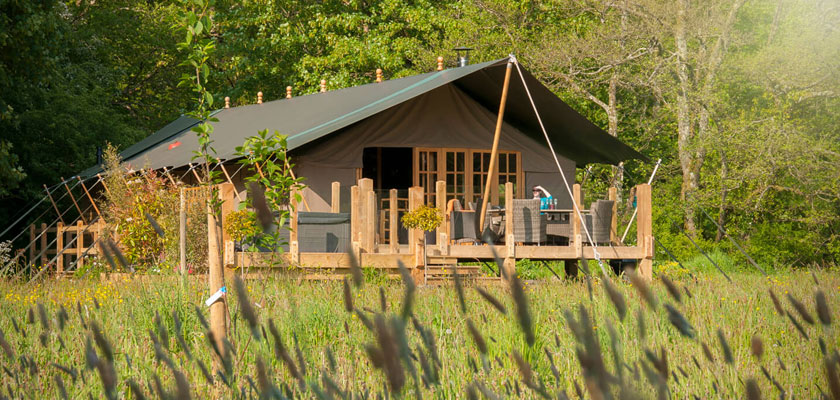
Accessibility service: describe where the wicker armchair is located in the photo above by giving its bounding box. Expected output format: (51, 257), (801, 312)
(511, 199), (546, 244)
(584, 200), (613, 245)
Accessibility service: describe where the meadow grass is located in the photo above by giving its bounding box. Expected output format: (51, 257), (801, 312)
(0, 266), (837, 398)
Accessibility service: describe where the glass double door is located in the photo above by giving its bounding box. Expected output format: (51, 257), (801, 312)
(414, 148), (522, 207)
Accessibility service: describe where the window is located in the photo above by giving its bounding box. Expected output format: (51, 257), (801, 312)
(414, 148), (522, 207)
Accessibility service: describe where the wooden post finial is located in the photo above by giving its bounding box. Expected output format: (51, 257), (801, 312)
(320, 79), (327, 93)
(437, 56), (444, 71)
(286, 86), (292, 99)
(224, 96), (230, 108)
(375, 68), (383, 83)
(257, 91), (263, 104)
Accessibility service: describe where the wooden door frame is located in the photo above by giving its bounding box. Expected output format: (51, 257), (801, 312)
(412, 147), (523, 205)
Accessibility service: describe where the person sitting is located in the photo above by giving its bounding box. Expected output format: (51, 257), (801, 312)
(532, 185), (553, 210)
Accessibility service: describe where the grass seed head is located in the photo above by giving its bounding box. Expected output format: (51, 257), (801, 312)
(786, 293), (815, 325)
(745, 378), (761, 400)
(143, 211), (165, 238)
(701, 341), (715, 363)
(234, 275), (260, 340)
(602, 278), (627, 321)
(751, 335), (764, 360)
(0, 330), (13, 359)
(785, 310), (810, 339)
(348, 250), (364, 288)
(824, 354), (840, 400)
(509, 274), (535, 346)
(466, 318), (487, 354)
(664, 303), (695, 338)
(354, 309), (374, 331)
(717, 329), (733, 364)
(627, 269), (658, 310)
(248, 182), (273, 231)
(660, 274), (682, 304)
(90, 321), (114, 363)
(815, 290), (831, 325)
(127, 379), (147, 400)
(768, 289), (785, 316)
(54, 375), (68, 400)
(397, 260), (415, 319)
(379, 287), (387, 312)
(453, 265), (467, 314)
(475, 286), (507, 315)
(342, 276), (353, 313)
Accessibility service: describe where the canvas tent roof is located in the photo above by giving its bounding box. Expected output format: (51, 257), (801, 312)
(80, 57), (645, 177)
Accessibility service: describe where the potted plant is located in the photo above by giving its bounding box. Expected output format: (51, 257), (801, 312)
(400, 205), (442, 284)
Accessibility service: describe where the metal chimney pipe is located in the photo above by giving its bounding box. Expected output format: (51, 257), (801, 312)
(453, 46), (473, 67)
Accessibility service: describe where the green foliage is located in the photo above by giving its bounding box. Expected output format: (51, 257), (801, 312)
(0, 141), (24, 197)
(401, 205), (442, 232)
(101, 146), (177, 270)
(224, 209), (259, 243)
(235, 129), (304, 252)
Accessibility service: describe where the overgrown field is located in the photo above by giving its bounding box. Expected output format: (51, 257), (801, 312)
(0, 267), (837, 398)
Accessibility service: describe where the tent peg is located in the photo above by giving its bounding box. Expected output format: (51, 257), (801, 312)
(286, 86), (292, 99)
(437, 56), (444, 71)
(257, 91), (263, 104)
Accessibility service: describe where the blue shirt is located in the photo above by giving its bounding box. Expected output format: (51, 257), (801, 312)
(540, 196), (553, 210)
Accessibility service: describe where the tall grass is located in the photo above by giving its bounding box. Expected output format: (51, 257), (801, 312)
(0, 268), (836, 398)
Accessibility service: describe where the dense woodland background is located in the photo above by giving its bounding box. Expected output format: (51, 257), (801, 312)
(1, 0), (838, 268)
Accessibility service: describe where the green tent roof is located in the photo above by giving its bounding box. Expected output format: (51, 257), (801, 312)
(81, 57), (645, 177)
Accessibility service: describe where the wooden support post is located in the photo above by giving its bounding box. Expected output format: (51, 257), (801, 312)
(78, 176), (102, 222)
(179, 188), (187, 275)
(40, 223), (47, 267)
(350, 185), (360, 256)
(408, 186), (424, 282)
(331, 182), (341, 213)
(572, 183), (583, 258)
(220, 164), (243, 202)
(358, 178), (374, 252)
(435, 180), (447, 255)
(636, 183), (653, 280)
(608, 187), (618, 244)
(364, 190), (376, 252)
(97, 174), (112, 199)
(62, 177), (87, 224)
(219, 183), (236, 268)
(289, 186), (300, 264)
(479, 59), (514, 231)
(56, 222), (64, 273)
(163, 167), (178, 186)
(503, 182), (516, 281)
(207, 196), (227, 372)
(189, 163), (202, 183)
(389, 189), (398, 253)
(44, 185), (63, 224)
(75, 220), (84, 270)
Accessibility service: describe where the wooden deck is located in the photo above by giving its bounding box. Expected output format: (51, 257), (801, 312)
(223, 179), (654, 281)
